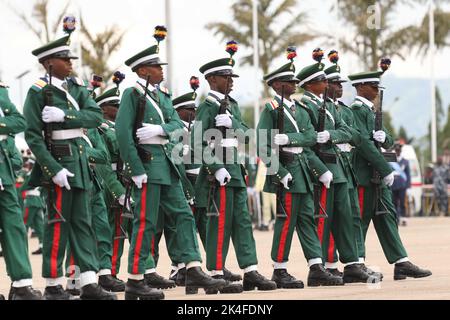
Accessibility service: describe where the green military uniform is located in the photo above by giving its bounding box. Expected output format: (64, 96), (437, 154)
(0, 82), (34, 286)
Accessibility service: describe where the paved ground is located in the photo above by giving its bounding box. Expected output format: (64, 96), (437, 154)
(1, 217), (449, 300)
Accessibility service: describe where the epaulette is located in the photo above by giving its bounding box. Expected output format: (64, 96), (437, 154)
(351, 100), (363, 109)
(0, 81), (9, 88)
(159, 86), (171, 96)
(206, 95), (219, 105)
(301, 94), (312, 103)
(31, 79), (48, 92)
(293, 98), (307, 108)
(70, 76), (86, 86)
(268, 99), (279, 110)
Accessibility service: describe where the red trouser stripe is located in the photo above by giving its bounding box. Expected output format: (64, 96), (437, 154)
(111, 211), (122, 276)
(317, 185), (328, 243)
(277, 192), (293, 262)
(132, 184), (148, 274)
(358, 186), (365, 218)
(50, 186), (63, 278)
(24, 207), (29, 225)
(328, 233), (336, 263)
(216, 186), (227, 270)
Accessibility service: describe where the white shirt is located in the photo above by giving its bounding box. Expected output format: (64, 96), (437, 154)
(209, 90), (225, 100)
(137, 77), (157, 92)
(275, 95), (295, 110)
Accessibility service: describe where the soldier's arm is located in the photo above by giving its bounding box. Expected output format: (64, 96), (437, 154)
(86, 129), (110, 165)
(115, 89), (146, 176)
(285, 109), (317, 147)
(381, 124), (394, 150)
(230, 103), (250, 132)
(7, 137), (23, 172)
(96, 163), (126, 201)
(327, 105), (353, 144)
(62, 88), (103, 129)
(303, 148), (329, 180)
(160, 95), (184, 136)
(0, 88), (26, 134)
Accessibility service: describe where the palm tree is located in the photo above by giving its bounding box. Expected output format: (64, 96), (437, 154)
(206, 0), (317, 97)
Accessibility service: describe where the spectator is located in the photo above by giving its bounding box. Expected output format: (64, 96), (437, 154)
(390, 144), (411, 226)
(433, 156), (449, 216)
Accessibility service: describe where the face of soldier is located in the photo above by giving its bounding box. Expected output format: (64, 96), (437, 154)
(208, 75), (233, 95)
(176, 108), (196, 123)
(305, 79), (328, 97)
(357, 84), (379, 102)
(44, 57), (73, 79)
(328, 82), (343, 99)
(102, 105), (118, 121)
(138, 65), (164, 85)
(272, 81), (296, 98)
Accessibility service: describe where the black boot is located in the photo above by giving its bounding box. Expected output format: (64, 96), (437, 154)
(327, 268), (343, 277)
(185, 267), (227, 294)
(125, 279), (164, 300)
(205, 275), (243, 295)
(31, 247), (42, 255)
(394, 261), (432, 280)
(362, 265), (383, 281)
(99, 275), (126, 292)
(223, 267), (242, 282)
(307, 264), (344, 287)
(271, 269), (304, 289)
(80, 283), (117, 300)
(175, 267), (186, 287)
(11, 286), (42, 300)
(343, 263), (376, 284)
(145, 272), (176, 289)
(44, 285), (78, 300)
(243, 271), (277, 291)
(169, 266), (178, 282)
(0, 294), (4, 300)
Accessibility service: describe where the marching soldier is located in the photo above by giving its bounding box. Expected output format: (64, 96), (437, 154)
(23, 19), (117, 299)
(296, 49), (372, 283)
(115, 27), (226, 299)
(0, 81), (42, 300)
(347, 65), (432, 280)
(192, 41), (276, 293)
(256, 49), (344, 288)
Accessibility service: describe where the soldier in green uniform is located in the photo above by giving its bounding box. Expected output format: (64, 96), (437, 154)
(192, 41), (276, 293)
(347, 65), (432, 280)
(23, 24), (117, 300)
(115, 28), (226, 299)
(0, 81), (42, 300)
(256, 49), (344, 288)
(296, 49), (372, 283)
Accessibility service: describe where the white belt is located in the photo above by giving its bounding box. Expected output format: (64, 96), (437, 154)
(111, 163), (117, 171)
(337, 143), (353, 153)
(185, 168), (200, 175)
(282, 147), (303, 154)
(26, 189), (41, 197)
(139, 136), (169, 145)
(51, 128), (84, 140)
(0, 134), (7, 141)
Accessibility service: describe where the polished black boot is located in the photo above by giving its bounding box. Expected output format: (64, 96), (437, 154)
(271, 269), (304, 289)
(80, 283), (117, 300)
(205, 275), (243, 294)
(362, 265), (383, 281)
(99, 274), (126, 292)
(243, 271), (277, 291)
(125, 279), (164, 300)
(44, 285), (78, 300)
(327, 268), (343, 277)
(343, 263), (375, 284)
(175, 267), (186, 287)
(145, 272), (176, 289)
(223, 267), (242, 282)
(307, 264), (344, 287)
(394, 261), (432, 280)
(11, 286), (42, 300)
(185, 267), (226, 294)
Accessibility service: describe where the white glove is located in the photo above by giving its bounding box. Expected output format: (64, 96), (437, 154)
(215, 114), (233, 128)
(136, 123), (164, 140)
(319, 171), (333, 189)
(280, 173), (293, 190)
(42, 106), (65, 123)
(214, 168), (231, 186)
(52, 168), (74, 190)
(383, 172), (395, 187)
(182, 145), (190, 156)
(132, 174), (148, 189)
(274, 134), (289, 146)
(373, 130), (386, 143)
(188, 198), (195, 206)
(317, 131), (331, 144)
(118, 194), (133, 210)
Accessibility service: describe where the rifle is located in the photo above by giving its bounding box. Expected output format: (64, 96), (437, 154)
(371, 89), (396, 216)
(43, 66), (66, 224)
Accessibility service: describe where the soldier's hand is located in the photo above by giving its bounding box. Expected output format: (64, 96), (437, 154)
(383, 172), (395, 187)
(373, 130), (386, 143)
(52, 168), (74, 190)
(280, 173), (293, 190)
(215, 114), (233, 128)
(132, 174), (148, 189)
(274, 134), (289, 146)
(182, 144), (190, 156)
(319, 171), (333, 189)
(42, 106), (65, 123)
(214, 168), (231, 186)
(136, 124), (165, 140)
(317, 130), (331, 144)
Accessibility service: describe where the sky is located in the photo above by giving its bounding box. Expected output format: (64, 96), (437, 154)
(1, 0), (449, 137)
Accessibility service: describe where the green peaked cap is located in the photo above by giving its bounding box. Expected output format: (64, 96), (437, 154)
(125, 45), (167, 71)
(264, 62), (299, 85)
(95, 87), (121, 107)
(32, 35), (78, 62)
(296, 62), (326, 87)
(347, 71), (384, 86)
(172, 92), (197, 109)
(199, 58), (239, 77)
(324, 64), (347, 83)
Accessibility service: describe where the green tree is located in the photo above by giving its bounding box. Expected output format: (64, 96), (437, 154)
(206, 0), (316, 98)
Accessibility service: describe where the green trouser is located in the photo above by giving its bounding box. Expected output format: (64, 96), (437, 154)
(43, 186), (99, 278)
(358, 185), (408, 263)
(316, 182), (359, 264)
(0, 185), (33, 281)
(193, 206), (208, 251)
(128, 178), (201, 275)
(206, 185), (258, 271)
(109, 205), (133, 276)
(271, 191), (323, 263)
(24, 204), (44, 245)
